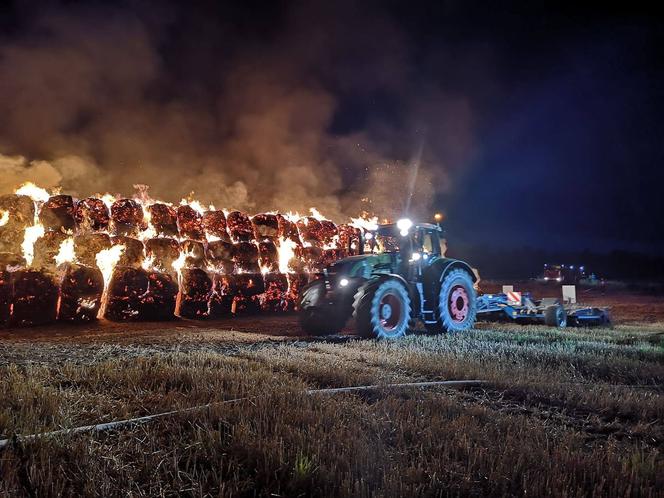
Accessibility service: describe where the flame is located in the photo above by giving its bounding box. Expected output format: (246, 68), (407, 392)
(55, 237), (75, 266)
(180, 198), (206, 216)
(100, 193), (117, 209)
(278, 237), (298, 273)
(171, 250), (187, 275)
(22, 224), (45, 266)
(309, 207), (328, 221)
(96, 245), (125, 288)
(350, 214), (379, 231)
(15, 182), (50, 203)
(0, 210), (8, 227)
(322, 234), (340, 251)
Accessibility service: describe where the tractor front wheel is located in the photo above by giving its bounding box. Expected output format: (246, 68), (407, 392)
(353, 278), (412, 339)
(298, 280), (348, 336)
(435, 269), (477, 333)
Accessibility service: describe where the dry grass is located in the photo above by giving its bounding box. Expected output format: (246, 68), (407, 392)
(0, 319), (663, 497)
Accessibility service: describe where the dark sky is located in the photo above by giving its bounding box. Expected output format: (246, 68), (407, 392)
(0, 1), (662, 253)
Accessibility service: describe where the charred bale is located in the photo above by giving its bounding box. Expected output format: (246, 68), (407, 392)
(39, 195), (76, 233)
(226, 211), (254, 242)
(111, 236), (145, 268)
(10, 269), (58, 326)
(74, 233), (112, 268)
(177, 205), (205, 241)
(148, 203), (179, 238)
(301, 245), (324, 272)
(74, 197), (110, 232)
(180, 239), (207, 269)
(208, 273), (234, 317)
(176, 268), (212, 319)
(111, 199), (144, 236)
(260, 273), (290, 312)
(288, 273), (310, 310)
(104, 267), (149, 321)
(206, 240), (235, 274)
(145, 238), (180, 273)
(32, 232), (68, 270)
(233, 241), (260, 273)
(139, 271), (178, 321)
(258, 240), (279, 273)
(252, 213), (279, 240)
(229, 273), (265, 298)
(57, 263), (104, 322)
(338, 224), (362, 256)
(202, 211), (229, 241)
(319, 220), (338, 245)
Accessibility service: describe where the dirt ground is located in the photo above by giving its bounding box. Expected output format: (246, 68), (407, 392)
(0, 284), (662, 497)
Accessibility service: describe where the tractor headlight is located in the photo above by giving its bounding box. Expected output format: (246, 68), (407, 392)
(410, 252), (421, 261)
(397, 218), (413, 236)
(339, 278), (349, 287)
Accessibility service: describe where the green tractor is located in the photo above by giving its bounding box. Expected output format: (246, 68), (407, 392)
(298, 219), (478, 339)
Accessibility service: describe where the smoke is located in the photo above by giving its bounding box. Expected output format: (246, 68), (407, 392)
(0, 1), (475, 221)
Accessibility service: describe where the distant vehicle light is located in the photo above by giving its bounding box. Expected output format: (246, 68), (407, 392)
(410, 252), (421, 261)
(557, 277), (563, 282)
(339, 278), (349, 287)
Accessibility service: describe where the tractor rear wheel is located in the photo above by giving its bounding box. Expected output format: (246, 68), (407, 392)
(544, 304), (567, 328)
(298, 280), (347, 336)
(353, 278), (412, 339)
(435, 269), (477, 333)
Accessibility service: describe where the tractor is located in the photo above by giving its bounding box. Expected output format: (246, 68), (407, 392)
(298, 219), (478, 339)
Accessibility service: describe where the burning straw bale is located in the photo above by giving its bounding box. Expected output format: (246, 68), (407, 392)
(233, 241), (260, 273)
(258, 240), (279, 273)
(252, 213), (279, 240)
(74, 197), (110, 232)
(0, 194), (35, 229)
(208, 273), (234, 317)
(296, 216), (324, 246)
(145, 238), (180, 273)
(338, 224), (362, 256)
(177, 205), (205, 241)
(226, 211), (254, 242)
(0, 269), (10, 326)
(206, 240), (235, 274)
(111, 199), (145, 236)
(39, 194), (76, 232)
(9, 269), (59, 326)
(180, 240), (207, 269)
(74, 233), (112, 268)
(104, 267), (149, 321)
(277, 214), (301, 244)
(148, 203), (179, 238)
(32, 231), (68, 270)
(111, 236), (145, 268)
(140, 271), (178, 321)
(260, 272), (291, 312)
(176, 268), (212, 319)
(202, 211), (230, 242)
(319, 220), (338, 245)
(57, 263), (104, 322)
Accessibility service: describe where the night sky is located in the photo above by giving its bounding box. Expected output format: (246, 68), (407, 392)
(0, 1), (662, 254)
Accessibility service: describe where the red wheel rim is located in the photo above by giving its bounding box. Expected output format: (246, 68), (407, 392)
(449, 285), (469, 323)
(379, 293), (402, 330)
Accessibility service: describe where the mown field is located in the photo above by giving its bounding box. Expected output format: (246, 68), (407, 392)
(0, 302), (663, 496)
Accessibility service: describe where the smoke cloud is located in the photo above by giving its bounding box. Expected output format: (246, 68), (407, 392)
(0, 1), (474, 221)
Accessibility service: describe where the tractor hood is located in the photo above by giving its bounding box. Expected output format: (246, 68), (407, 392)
(326, 253), (398, 279)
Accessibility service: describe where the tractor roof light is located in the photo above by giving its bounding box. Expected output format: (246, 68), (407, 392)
(397, 218), (412, 236)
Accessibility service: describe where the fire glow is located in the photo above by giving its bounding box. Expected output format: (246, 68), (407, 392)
(0, 183), (377, 326)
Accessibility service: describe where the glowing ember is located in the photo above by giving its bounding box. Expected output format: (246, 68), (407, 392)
(55, 237), (75, 266)
(15, 182), (50, 203)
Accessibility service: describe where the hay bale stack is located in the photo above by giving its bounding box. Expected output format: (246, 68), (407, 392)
(74, 197), (110, 232)
(39, 195), (76, 233)
(148, 203), (179, 238)
(74, 233), (112, 268)
(57, 263), (104, 322)
(111, 199), (144, 236)
(177, 205), (205, 241)
(226, 211), (253, 242)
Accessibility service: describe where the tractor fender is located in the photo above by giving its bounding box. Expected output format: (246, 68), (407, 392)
(439, 259), (478, 284)
(367, 272), (421, 313)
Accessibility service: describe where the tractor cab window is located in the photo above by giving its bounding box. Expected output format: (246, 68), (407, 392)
(417, 230), (440, 256)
